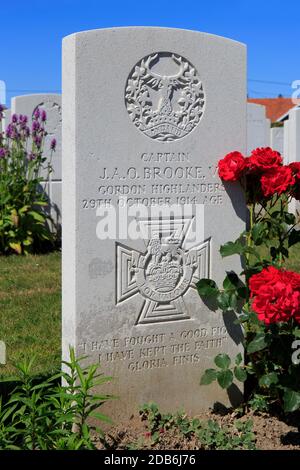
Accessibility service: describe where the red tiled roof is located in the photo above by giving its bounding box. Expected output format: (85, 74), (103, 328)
(248, 98), (297, 122)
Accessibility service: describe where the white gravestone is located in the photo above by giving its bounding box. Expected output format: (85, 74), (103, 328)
(11, 94), (62, 231)
(288, 108), (300, 215)
(270, 126), (284, 156)
(3, 108), (11, 130)
(62, 27), (246, 420)
(265, 118), (271, 147)
(247, 103), (269, 154)
(284, 120), (290, 165)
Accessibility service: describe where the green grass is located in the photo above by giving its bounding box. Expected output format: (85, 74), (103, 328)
(255, 242), (300, 271)
(0, 252), (61, 379)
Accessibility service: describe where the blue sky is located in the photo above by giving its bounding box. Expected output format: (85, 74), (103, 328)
(0, 0), (299, 105)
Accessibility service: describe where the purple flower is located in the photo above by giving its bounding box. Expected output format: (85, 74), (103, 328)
(33, 108), (40, 119)
(41, 110), (47, 122)
(27, 152), (36, 161)
(6, 124), (13, 138)
(50, 138), (56, 150)
(19, 114), (28, 124)
(0, 148), (6, 159)
(32, 121), (40, 131)
(6, 124), (18, 139)
(12, 114), (18, 123)
(33, 135), (42, 147)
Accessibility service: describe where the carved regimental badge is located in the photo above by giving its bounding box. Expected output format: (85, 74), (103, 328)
(116, 218), (210, 324)
(125, 52), (205, 141)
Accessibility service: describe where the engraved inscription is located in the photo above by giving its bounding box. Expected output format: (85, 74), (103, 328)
(78, 326), (229, 372)
(116, 217), (210, 324)
(125, 52), (205, 141)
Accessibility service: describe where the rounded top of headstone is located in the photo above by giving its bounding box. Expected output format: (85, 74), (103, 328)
(63, 26), (246, 49)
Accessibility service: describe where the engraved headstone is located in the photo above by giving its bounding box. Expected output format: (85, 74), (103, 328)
(62, 27), (246, 420)
(11, 94), (62, 231)
(247, 103), (269, 154)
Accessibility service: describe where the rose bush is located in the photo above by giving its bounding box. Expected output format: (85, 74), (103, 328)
(199, 147), (300, 413)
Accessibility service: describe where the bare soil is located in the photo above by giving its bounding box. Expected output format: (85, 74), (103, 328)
(97, 409), (300, 451)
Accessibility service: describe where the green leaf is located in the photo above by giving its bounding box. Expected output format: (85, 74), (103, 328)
(283, 389), (300, 412)
(196, 279), (219, 297)
(237, 286), (248, 299)
(293, 328), (300, 338)
(288, 229), (300, 248)
(28, 210), (46, 222)
(259, 372), (278, 388)
(217, 369), (233, 389)
(235, 352), (243, 366)
(223, 272), (239, 290)
(252, 222), (265, 243)
(247, 333), (268, 354)
(23, 239), (33, 246)
(220, 240), (244, 258)
(18, 205), (30, 214)
(9, 242), (22, 254)
(234, 366), (247, 382)
(284, 212), (296, 225)
(217, 291), (237, 311)
(217, 291), (231, 310)
(200, 369), (217, 385)
(214, 354), (231, 370)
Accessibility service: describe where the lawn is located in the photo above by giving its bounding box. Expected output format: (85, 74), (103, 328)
(0, 242), (300, 381)
(0, 252), (61, 379)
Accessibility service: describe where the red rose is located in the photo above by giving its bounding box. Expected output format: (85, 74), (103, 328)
(218, 152), (246, 181)
(248, 147), (283, 171)
(249, 267), (300, 325)
(249, 265), (281, 296)
(260, 166), (295, 197)
(289, 162), (300, 180)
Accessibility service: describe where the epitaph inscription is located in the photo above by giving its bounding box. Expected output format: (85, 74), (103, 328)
(125, 52), (205, 141)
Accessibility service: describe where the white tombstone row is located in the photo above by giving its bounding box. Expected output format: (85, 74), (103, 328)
(247, 103), (270, 155)
(11, 94), (62, 233)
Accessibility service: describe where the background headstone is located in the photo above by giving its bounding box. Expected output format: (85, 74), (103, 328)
(288, 107), (300, 216)
(270, 126), (284, 156)
(62, 27), (246, 421)
(0, 107), (10, 133)
(247, 102), (269, 154)
(11, 94), (62, 232)
(3, 108), (11, 130)
(284, 120), (290, 165)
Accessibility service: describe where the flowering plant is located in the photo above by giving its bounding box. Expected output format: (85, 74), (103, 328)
(198, 147), (300, 413)
(0, 104), (56, 254)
